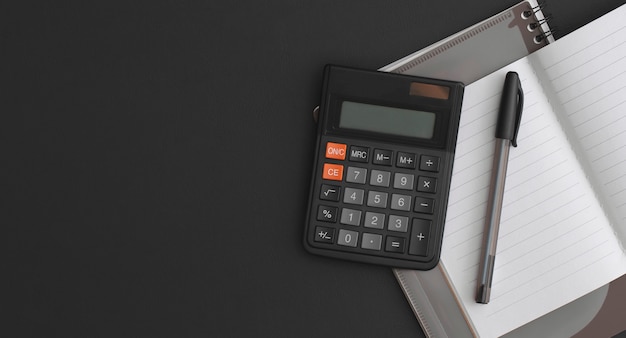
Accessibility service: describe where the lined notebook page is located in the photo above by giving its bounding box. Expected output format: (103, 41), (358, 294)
(440, 55), (626, 336)
(531, 5), (626, 239)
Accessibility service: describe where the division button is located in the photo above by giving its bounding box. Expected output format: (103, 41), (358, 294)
(361, 233), (382, 251)
(420, 155), (440, 172)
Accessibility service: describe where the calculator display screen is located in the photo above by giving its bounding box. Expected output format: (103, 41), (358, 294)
(339, 101), (436, 139)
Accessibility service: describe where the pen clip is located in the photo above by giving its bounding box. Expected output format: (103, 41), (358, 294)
(511, 79), (524, 147)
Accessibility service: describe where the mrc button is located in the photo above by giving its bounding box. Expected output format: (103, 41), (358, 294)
(349, 145), (369, 162)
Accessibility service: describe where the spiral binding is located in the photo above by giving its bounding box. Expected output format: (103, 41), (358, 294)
(524, 1), (555, 44)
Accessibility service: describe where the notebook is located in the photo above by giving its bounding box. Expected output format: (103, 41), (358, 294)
(380, 1), (553, 336)
(396, 4), (626, 337)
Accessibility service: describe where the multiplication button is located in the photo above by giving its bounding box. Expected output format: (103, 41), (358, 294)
(417, 176), (437, 193)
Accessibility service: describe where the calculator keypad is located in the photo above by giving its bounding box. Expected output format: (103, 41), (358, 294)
(309, 140), (442, 262)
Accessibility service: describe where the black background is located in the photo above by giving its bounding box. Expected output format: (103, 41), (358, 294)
(3, 0), (624, 337)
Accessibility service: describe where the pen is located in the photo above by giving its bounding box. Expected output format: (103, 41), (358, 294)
(476, 71), (524, 304)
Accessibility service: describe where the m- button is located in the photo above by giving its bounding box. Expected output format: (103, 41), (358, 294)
(325, 142), (347, 160)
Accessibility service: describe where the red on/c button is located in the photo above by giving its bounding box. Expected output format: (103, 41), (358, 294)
(325, 142), (347, 160)
(322, 163), (343, 181)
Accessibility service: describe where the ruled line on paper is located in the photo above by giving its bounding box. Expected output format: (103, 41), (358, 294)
(543, 26), (626, 71)
(549, 40), (626, 82)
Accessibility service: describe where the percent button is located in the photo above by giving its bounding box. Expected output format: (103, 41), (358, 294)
(317, 205), (338, 223)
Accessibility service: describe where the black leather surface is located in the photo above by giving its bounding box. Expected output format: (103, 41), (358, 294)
(4, 0), (624, 336)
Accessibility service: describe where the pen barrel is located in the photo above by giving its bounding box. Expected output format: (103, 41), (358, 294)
(476, 138), (511, 303)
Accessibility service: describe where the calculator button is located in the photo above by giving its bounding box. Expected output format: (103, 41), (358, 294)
(314, 226), (335, 243)
(391, 194), (412, 211)
(419, 155), (440, 172)
(414, 196), (435, 214)
(361, 233), (382, 251)
(367, 191), (388, 208)
(385, 236), (405, 253)
(363, 212), (385, 229)
(417, 176), (437, 193)
(343, 187), (365, 205)
(409, 219), (431, 256)
(346, 167), (367, 184)
(388, 215), (409, 233)
(349, 145), (369, 163)
(320, 184), (340, 201)
(340, 208), (362, 226)
(337, 229), (359, 247)
(393, 173), (415, 190)
(325, 142), (347, 160)
(372, 149), (393, 166)
(317, 205), (338, 223)
(322, 163), (344, 181)
(396, 152), (417, 169)
(370, 169), (391, 187)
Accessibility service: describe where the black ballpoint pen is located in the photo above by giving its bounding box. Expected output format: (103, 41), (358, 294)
(476, 71), (524, 304)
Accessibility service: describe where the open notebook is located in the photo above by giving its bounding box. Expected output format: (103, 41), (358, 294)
(439, 4), (626, 337)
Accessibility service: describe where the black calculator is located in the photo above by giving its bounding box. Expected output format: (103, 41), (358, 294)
(303, 65), (464, 270)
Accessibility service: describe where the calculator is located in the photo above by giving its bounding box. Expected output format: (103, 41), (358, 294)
(303, 65), (464, 270)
